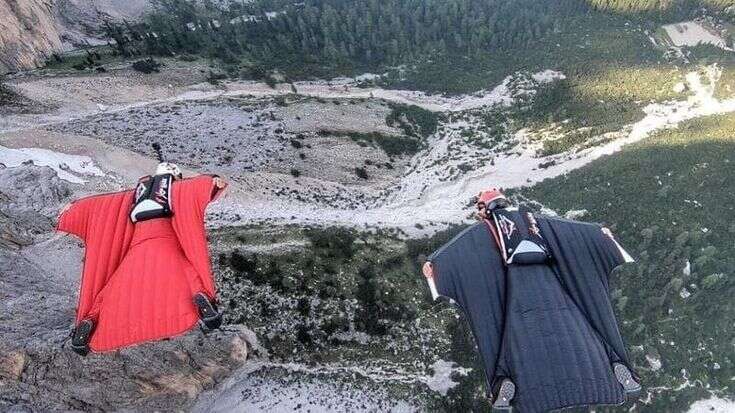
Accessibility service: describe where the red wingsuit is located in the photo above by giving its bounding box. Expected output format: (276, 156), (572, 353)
(57, 175), (226, 352)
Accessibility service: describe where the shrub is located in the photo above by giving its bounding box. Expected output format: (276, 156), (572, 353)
(132, 58), (162, 74)
(0, 89), (9, 107)
(386, 104), (439, 138)
(229, 249), (257, 273)
(206, 70), (227, 85)
(305, 227), (356, 259)
(265, 76), (277, 89)
(355, 167), (369, 179)
(702, 273), (725, 289)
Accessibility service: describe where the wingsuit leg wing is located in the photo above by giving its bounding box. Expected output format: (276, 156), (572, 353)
(57, 191), (136, 325)
(538, 216), (638, 378)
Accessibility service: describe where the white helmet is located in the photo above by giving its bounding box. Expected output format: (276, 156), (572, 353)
(155, 162), (182, 179)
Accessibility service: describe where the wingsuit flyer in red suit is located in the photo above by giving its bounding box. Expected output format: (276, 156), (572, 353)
(57, 154), (227, 356)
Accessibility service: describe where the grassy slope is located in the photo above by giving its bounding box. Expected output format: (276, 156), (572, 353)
(385, 14), (663, 94)
(523, 113), (735, 410)
(385, 12), (699, 155)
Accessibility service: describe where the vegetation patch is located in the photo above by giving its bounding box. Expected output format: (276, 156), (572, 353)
(216, 112), (735, 410)
(525, 66), (686, 155)
(101, 1), (698, 94)
(316, 104), (441, 157)
(43, 47), (119, 72)
(132, 58), (163, 74)
(318, 130), (423, 157)
(523, 112), (735, 410)
(386, 104), (440, 138)
(0, 77), (13, 106)
(214, 223), (489, 407)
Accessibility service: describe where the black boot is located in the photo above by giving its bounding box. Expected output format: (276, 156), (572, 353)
(71, 319), (94, 356)
(194, 292), (222, 330)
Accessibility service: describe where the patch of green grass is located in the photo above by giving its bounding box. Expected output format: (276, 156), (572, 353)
(526, 65), (685, 155)
(386, 104), (440, 139)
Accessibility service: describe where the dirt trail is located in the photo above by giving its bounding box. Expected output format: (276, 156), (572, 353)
(1, 69), (559, 135)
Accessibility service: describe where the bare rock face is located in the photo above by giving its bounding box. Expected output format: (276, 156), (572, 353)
(0, 326), (253, 412)
(0, 0), (152, 72)
(0, 0), (62, 73)
(0, 165), (253, 411)
(0, 164), (71, 218)
(54, 0), (151, 49)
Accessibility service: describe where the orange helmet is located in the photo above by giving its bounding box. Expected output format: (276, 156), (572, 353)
(477, 188), (509, 212)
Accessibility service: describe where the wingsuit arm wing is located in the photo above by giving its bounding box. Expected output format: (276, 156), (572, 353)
(427, 222), (508, 394)
(538, 216), (635, 368)
(540, 216), (633, 286)
(57, 199), (91, 240)
(57, 192), (136, 322)
(171, 175), (227, 299)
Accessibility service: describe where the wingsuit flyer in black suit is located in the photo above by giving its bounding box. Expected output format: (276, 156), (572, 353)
(423, 188), (641, 412)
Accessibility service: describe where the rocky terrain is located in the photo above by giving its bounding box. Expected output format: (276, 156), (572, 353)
(0, 61), (562, 411)
(0, 0), (150, 73)
(6, 61), (731, 236)
(0, 0), (62, 73)
(54, 0), (150, 49)
(0, 165), (253, 412)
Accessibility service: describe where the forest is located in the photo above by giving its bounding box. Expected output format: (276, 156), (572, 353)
(99, 0), (735, 86)
(113, 0), (583, 69)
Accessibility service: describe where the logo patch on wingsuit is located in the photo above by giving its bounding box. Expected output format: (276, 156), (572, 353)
(130, 174), (174, 223)
(155, 177), (169, 204)
(497, 215), (517, 237)
(492, 207), (550, 265)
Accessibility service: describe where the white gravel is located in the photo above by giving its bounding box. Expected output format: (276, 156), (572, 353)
(662, 21), (728, 49)
(688, 396), (735, 413)
(0, 145), (105, 183)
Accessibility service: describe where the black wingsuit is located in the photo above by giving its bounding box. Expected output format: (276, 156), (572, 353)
(428, 211), (637, 412)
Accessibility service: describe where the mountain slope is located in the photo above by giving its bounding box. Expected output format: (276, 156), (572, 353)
(0, 0), (62, 73)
